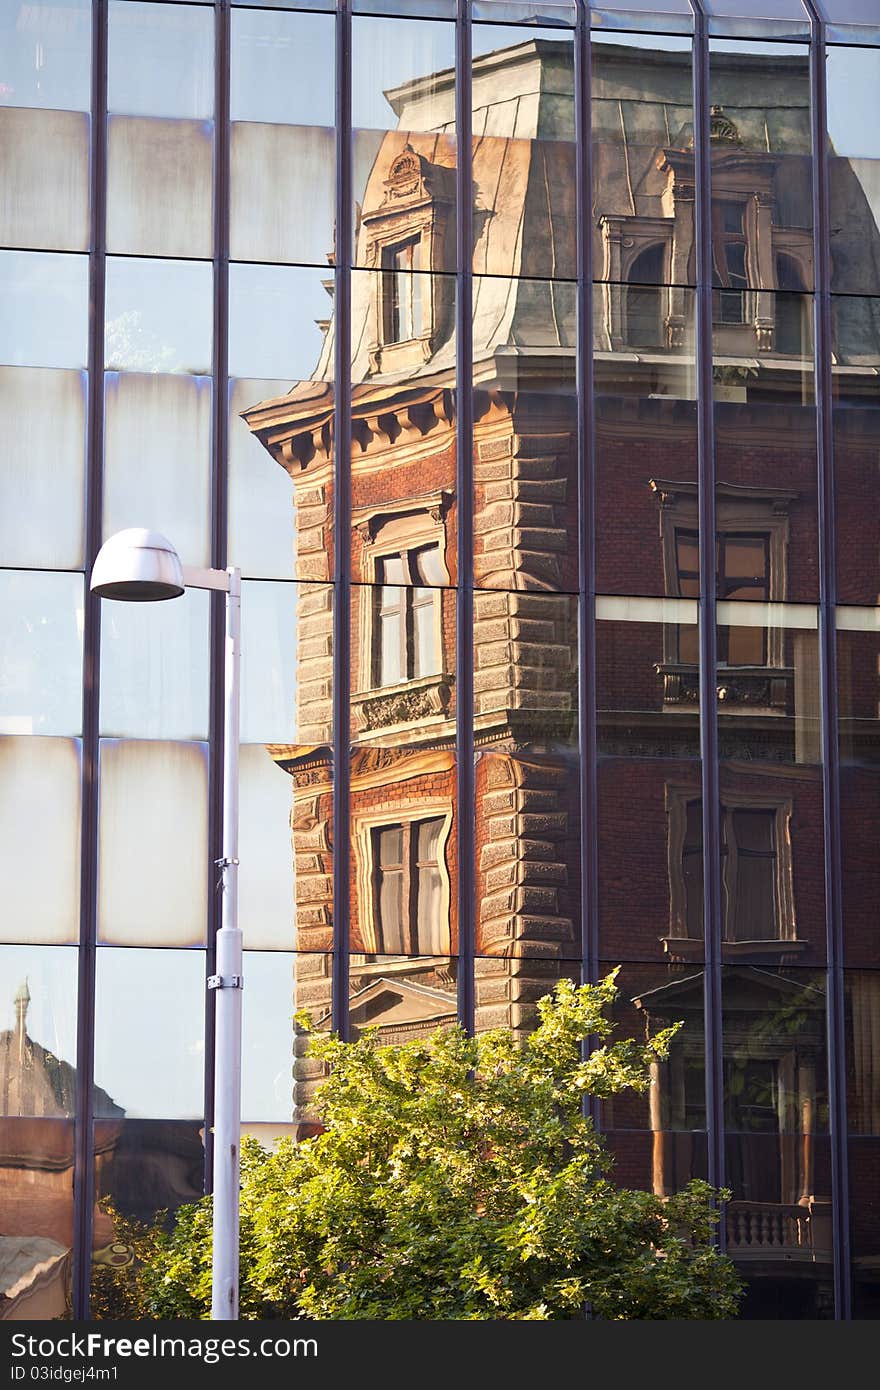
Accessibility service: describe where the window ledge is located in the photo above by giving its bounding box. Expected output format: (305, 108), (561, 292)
(352, 674), (454, 736)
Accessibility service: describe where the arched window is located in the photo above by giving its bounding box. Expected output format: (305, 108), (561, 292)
(626, 244), (666, 348)
(775, 254), (807, 357)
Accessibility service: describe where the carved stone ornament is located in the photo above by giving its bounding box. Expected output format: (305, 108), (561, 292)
(384, 146), (427, 202)
(360, 680), (452, 731)
(710, 106), (742, 146)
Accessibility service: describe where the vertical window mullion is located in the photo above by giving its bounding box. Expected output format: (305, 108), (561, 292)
(805, 0), (851, 1321)
(691, 0), (726, 1241)
(73, 0), (109, 1322)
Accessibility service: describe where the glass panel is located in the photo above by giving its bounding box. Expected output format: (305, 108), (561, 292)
(597, 598), (700, 760)
(723, 964), (830, 1311)
(715, 606), (821, 764)
(838, 613), (880, 967)
(473, 274), (576, 592)
(827, 46), (880, 296)
(833, 297), (880, 604)
(714, 293), (817, 606)
(238, 744), (295, 951)
(90, 1118), (204, 1316)
(228, 377), (298, 581)
(104, 257), (213, 376)
(474, 0), (575, 24)
(0, 737), (81, 944)
(349, 747), (455, 956)
(0, 367), (86, 569)
(97, 739), (209, 947)
(592, 32), (694, 288)
(242, 950), (297, 1122)
(351, 583), (454, 747)
(99, 586), (210, 741)
(703, 0), (810, 40)
(709, 42), (812, 294)
(103, 371), (212, 567)
(93, 947), (205, 1118)
(850, 1138), (880, 1320)
(106, 117), (213, 259)
(598, 755), (702, 963)
(352, 17), (456, 272)
(108, 1), (213, 119)
(471, 25), (575, 282)
(241, 580), (306, 744)
(348, 953), (458, 1041)
(269, 748), (334, 958)
(0, 250), (88, 369)
(602, 1130), (709, 1205)
(591, 0), (694, 34)
(598, 961), (706, 1133)
(595, 284), (698, 599)
(0, 943), (79, 1316)
(0, 108), (89, 252)
(0, 0), (91, 111)
(475, 747), (580, 960)
(845, 972), (880, 1136)
(718, 761), (825, 967)
(230, 8), (334, 267)
(228, 262), (332, 381)
(474, 590), (577, 747)
(0, 569), (83, 737)
(350, 269), (456, 589)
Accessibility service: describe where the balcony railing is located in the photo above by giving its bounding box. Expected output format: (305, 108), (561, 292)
(726, 1201), (832, 1263)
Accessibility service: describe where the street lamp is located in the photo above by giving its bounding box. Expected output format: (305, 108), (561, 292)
(90, 528), (242, 1321)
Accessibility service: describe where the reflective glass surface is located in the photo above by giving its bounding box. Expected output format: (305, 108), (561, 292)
(230, 8), (334, 267)
(0, 945), (79, 1109)
(107, 2), (213, 119)
(93, 948), (205, 1118)
(238, 745), (296, 951)
(827, 46), (880, 296)
(0, 108), (90, 253)
(103, 371), (212, 566)
(0, 569), (84, 737)
(99, 586), (210, 741)
(0, 250), (88, 369)
(0, 369), (86, 570)
(0, 738), (81, 945)
(97, 740), (209, 947)
(833, 296), (880, 605)
(0, 0), (91, 111)
(228, 377), (299, 581)
(104, 258), (213, 375)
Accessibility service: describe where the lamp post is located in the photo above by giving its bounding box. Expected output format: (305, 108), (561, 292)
(90, 528), (242, 1321)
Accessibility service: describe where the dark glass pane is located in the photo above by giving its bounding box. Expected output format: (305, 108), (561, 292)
(718, 763), (825, 968)
(838, 615), (880, 967)
(598, 961), (706, 1136)
(833, 297), (880, 604)
(716, 610), (821, 765)
(850, 1138), (880, 1319)
(597, 600), (700, 760)
(595, 285), (697, 600)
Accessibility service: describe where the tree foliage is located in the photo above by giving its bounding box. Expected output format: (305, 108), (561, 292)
(93, 973), (743, 1320)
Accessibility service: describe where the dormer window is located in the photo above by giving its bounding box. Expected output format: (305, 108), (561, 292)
(382, 238), (423, 344)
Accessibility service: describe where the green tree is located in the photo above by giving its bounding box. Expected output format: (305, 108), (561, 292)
(95, 973), (743, 1320)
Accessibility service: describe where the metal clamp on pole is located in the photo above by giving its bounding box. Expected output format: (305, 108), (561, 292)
(207, 974), (244, 991)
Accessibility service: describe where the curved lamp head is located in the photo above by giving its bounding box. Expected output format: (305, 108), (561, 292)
(90, 528), (185, 602)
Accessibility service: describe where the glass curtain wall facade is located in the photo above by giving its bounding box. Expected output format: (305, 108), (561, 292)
(0, 0), (878, 1321)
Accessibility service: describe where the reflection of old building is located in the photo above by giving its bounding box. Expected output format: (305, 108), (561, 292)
(241, 35), (880, 1319)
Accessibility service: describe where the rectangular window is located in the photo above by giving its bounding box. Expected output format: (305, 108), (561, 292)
(674, 529), (769, 666)
(382, 237), (422, 343)
(683, 801), (780, 942)
(373, 544), (442, 687)
(372, 816), (446, 955)
(712, 200), (748, 324)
